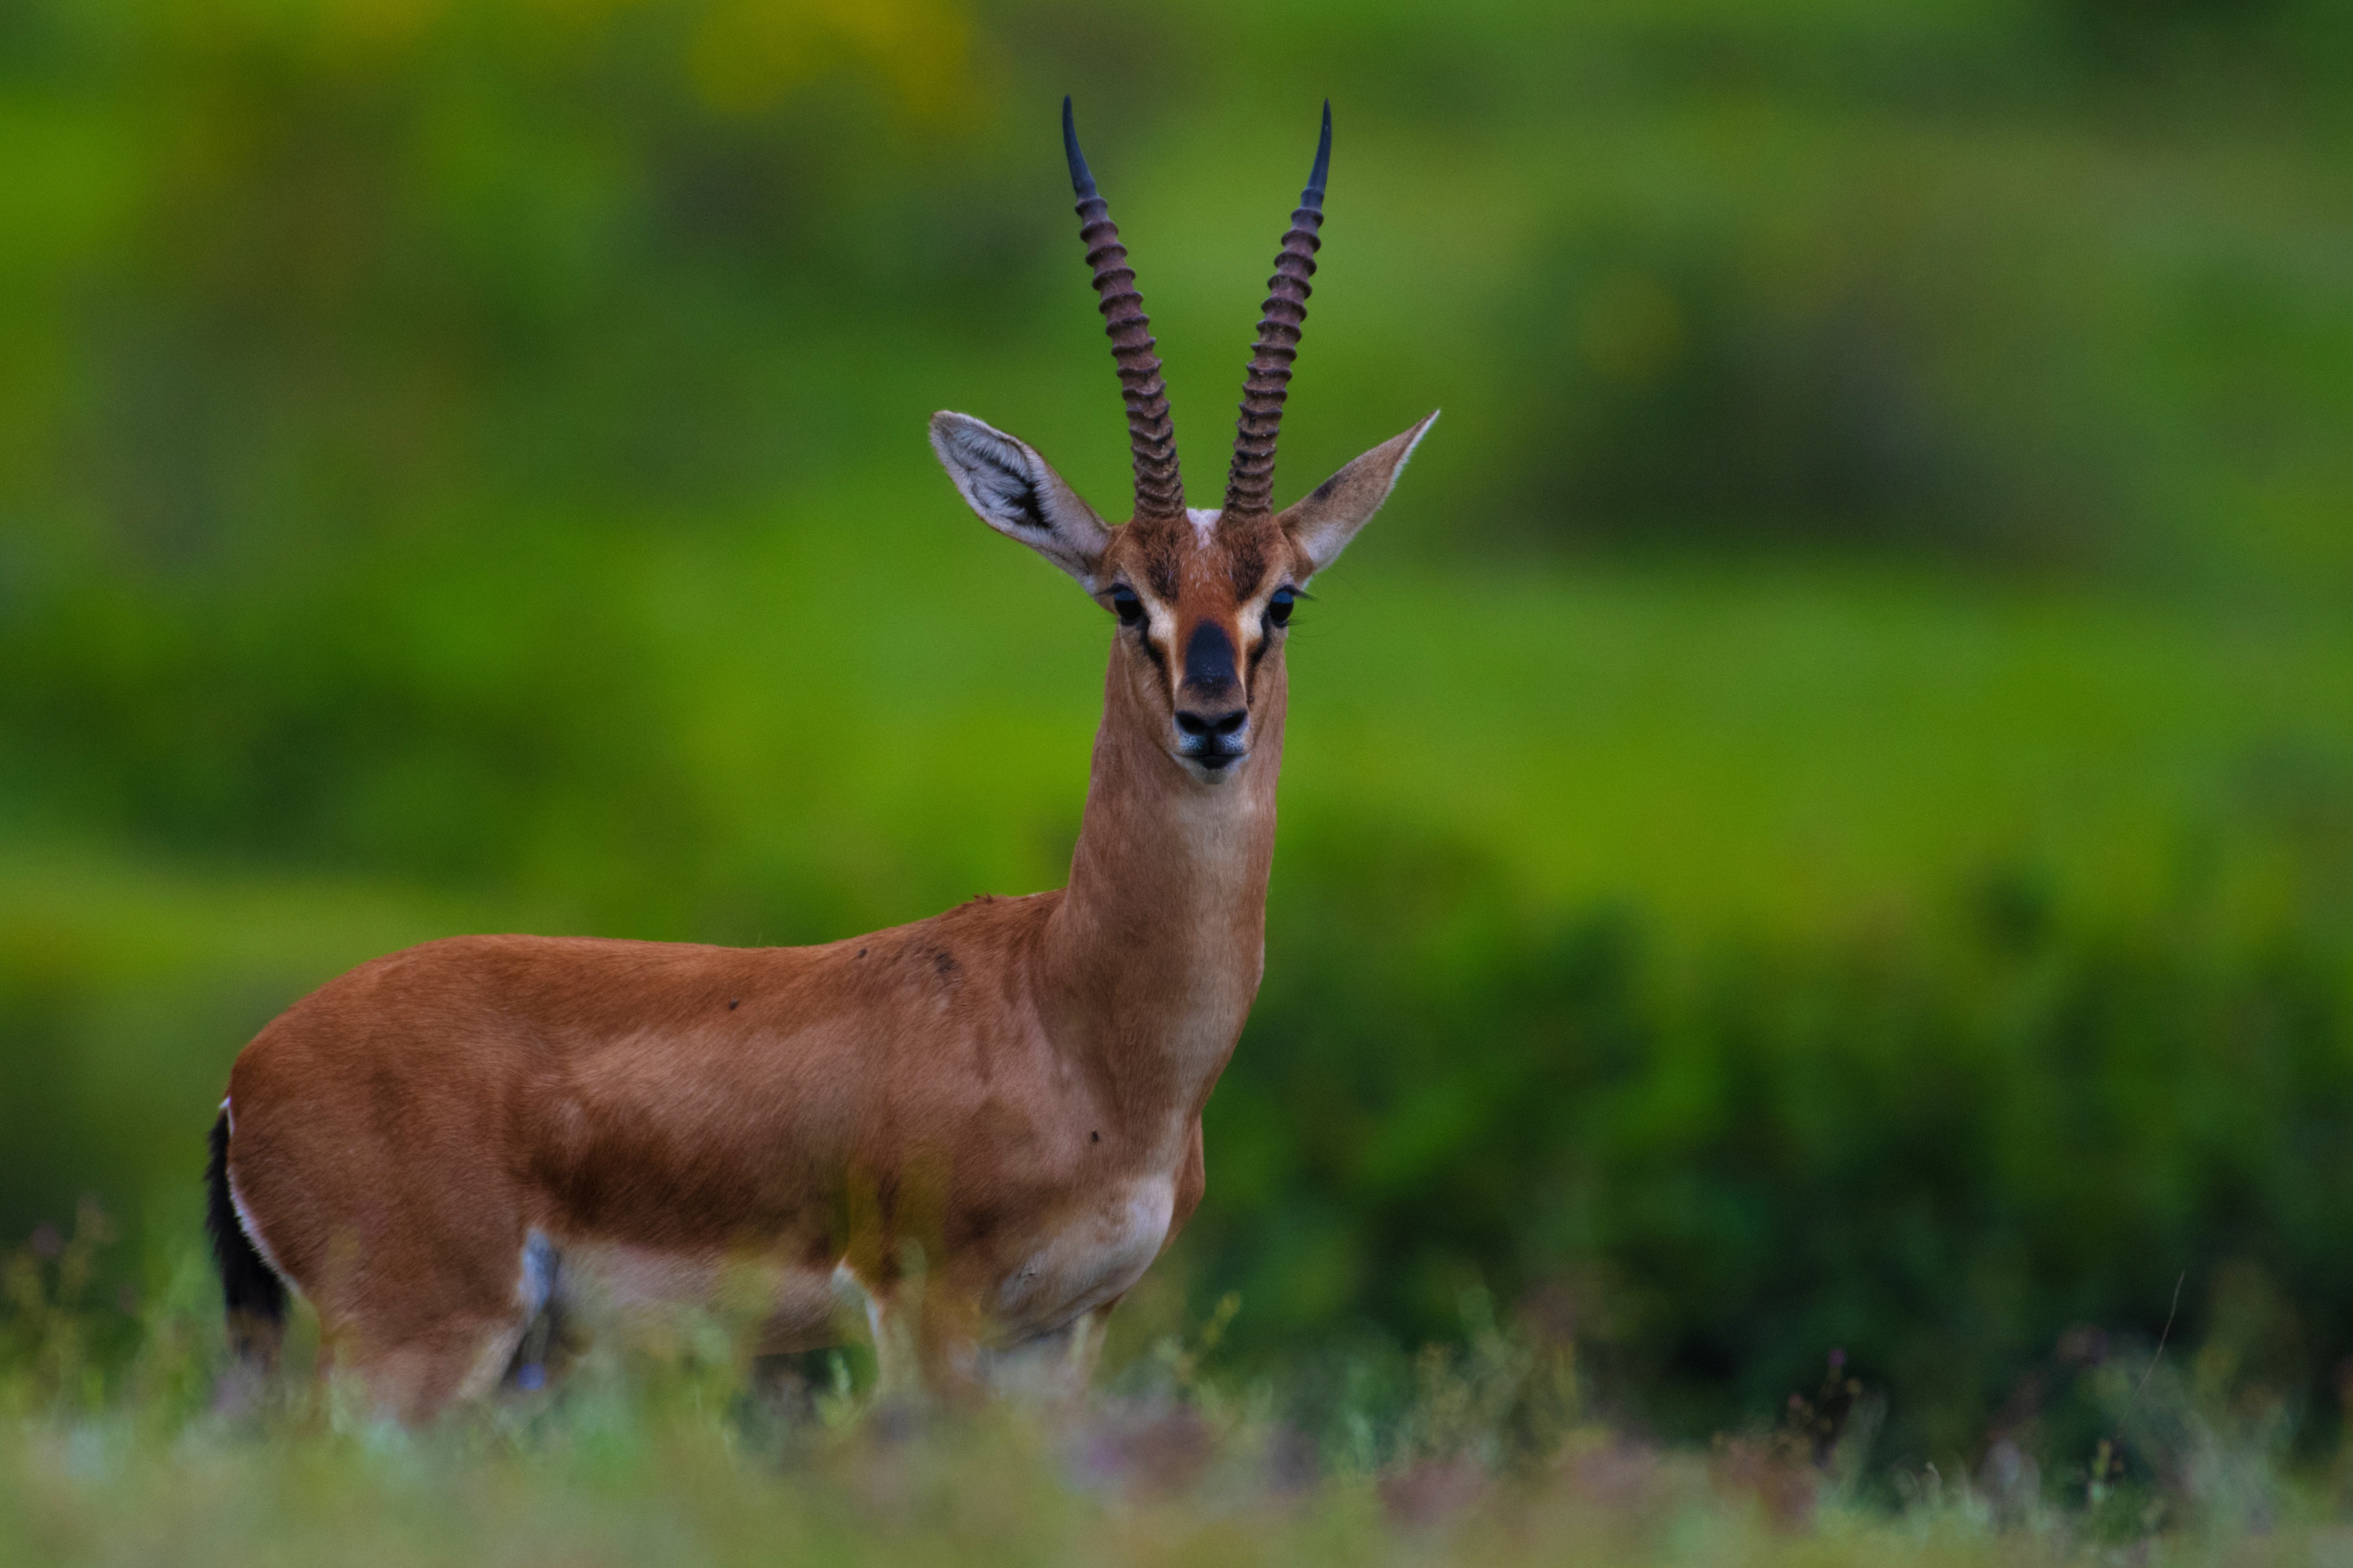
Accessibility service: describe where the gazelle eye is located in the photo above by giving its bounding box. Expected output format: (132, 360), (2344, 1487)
(1110, 585), (1144, 626)
(1266, 587), (1297, 629)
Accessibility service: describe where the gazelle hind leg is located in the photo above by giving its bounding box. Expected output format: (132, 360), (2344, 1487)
(326, 1310), (530, 1423)
(326, 1231), (558, 1422)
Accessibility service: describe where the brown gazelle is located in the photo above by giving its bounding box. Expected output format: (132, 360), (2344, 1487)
(205, 98), (1435, 1420)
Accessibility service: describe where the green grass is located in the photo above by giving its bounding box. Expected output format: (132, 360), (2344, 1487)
(0, 1234), (2340, 1568)
(1287, 562), (2353, 937)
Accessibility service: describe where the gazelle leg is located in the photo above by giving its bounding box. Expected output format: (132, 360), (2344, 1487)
(865, 1291), (923, 1404)
(830, 1262), (926, 1408)
(320, 1230), (555, 1422)
(973, 1308), (1110, 1406)
(326, 1309), (531, 1423)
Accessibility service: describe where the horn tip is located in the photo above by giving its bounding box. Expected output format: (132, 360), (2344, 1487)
(1063, 96), (1098, 201)
(1306, 101), (1332, 206)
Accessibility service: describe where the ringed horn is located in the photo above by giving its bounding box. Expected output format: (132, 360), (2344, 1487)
(1224, 100), (1332, 520)
(1063, 96), (1185, 522)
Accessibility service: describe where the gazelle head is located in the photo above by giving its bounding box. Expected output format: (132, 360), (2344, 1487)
(933, 99), (1437, 785)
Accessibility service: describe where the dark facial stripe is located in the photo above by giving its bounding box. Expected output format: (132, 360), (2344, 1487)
(1144, 540), (1179, 601)
(1226, 538), (1267, 601)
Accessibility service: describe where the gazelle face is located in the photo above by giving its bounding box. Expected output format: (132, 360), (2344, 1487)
(1096, 509), (1301, 779)
(929, 412), (1437, 786)
(927, 98), (1435, 784)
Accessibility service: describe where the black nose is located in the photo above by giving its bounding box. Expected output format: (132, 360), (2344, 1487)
(1182, 622), (1238, 696)
(1176, 622), (1246, 761)
(1175, 708), (1248, 740)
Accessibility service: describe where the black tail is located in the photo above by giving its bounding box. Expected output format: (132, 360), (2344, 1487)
(205, 1109), (287, 1359)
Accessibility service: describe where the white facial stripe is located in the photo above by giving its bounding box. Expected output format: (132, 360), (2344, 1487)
(1237, 583), (1285, 669)
(1142, 596), (1180, 699)
(1185, 506), (1221, 548)
(1125, 562), (1287, 705)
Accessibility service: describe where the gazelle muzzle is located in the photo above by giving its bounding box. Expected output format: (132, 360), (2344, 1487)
(1175, 621), (1249, 772)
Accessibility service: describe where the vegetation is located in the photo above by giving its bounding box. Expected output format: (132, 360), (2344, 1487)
(4, 0), (2353, 1553)
(0, 1230), (2343, 1567)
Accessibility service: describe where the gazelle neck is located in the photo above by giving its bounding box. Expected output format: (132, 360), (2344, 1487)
(1041, 652), (1287, 1123)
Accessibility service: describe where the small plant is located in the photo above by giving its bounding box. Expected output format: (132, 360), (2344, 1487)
(0, 1198), (118, 1416)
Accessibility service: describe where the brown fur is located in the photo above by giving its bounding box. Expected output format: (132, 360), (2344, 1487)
(221, 407), (1434, 1426)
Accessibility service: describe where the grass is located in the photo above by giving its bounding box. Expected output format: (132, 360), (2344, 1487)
(0, 1223), (2346, 1568)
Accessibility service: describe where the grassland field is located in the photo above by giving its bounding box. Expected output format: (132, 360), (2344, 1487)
(7, 0), (2353, 1555)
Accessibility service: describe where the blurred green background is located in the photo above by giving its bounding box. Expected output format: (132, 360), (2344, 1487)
(4, 0), (2352, 1464)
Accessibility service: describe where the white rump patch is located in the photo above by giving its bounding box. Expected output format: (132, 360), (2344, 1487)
(226, 1174), (298, 1299)
(218, 1094), (297, 1297)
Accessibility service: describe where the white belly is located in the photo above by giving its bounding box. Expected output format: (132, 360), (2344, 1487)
(991, 1175), (1176, 1338)
(558, 1241), (848, 1352)
(542, 1175), (1178, 1353)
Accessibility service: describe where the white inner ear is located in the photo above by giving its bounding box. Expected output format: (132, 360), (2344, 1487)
(935, 419), (1051, 534)
(930, 412), (1110, 590)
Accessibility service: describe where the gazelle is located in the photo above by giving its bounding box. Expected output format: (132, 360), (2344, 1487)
(206, 99), (1435, 1420)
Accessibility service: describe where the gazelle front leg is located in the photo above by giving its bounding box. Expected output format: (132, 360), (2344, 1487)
(968, 1308), (1112, 1406)
(830, 1263), (927, 1410)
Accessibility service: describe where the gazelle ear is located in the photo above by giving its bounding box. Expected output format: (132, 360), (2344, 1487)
(930, 412), (1113, 592)
(1277, 411), (1439, 579)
